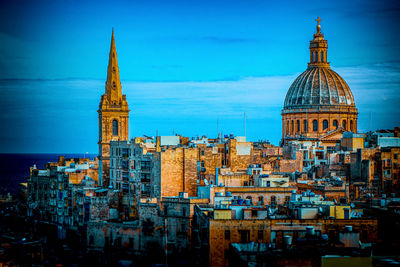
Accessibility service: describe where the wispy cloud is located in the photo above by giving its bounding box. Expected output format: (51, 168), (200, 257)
(0, 62), (399, 152)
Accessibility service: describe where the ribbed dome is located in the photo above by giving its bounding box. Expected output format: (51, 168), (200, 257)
(283, 67), (355, 109)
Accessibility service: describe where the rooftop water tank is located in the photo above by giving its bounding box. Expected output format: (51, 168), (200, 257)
(306, 226), (315, 236)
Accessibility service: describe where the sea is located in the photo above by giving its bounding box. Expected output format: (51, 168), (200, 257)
(0, 153), (97, 196)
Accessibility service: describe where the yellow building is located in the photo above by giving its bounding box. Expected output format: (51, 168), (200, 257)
(282, 18), (358, 145)
(98, 29), (130, 187)
(329, 205), (351, 219)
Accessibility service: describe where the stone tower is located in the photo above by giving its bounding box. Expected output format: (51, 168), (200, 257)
(98, 29), (130, 187)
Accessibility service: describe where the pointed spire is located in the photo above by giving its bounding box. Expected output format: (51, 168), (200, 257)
(105, 28), (122, 104)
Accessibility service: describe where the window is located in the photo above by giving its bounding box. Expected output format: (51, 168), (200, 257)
(304, 120), (308, 133)
(321, 51), (324, 62)
(164, 206), (168, 216)
(314, 52), (317, 62)
(350, 120), (353, 132)
(312, 52), (314, 62)
(258, 196), (264, 202)
(291, 120), (294, 135)
(225, 230), (230, 240)
(323, 120), (328, 130)
(333, 120), (338, 129)
(258, 230), (263, 240)
(252, 209), (258, 217)
(286, 121), (290, 135)
(182, 207), (187, 217)
(239, 230), (250, 243)
(201, 161), (205, 168)
(112, 119), (118, 136)
(342, 120), (347, 130)
(285, 196), (291, 203)
(271, 195), (277, 204)
(313, 120), (318, 131)
(201, 150), (205, 156)
(297, 120), (300, 132)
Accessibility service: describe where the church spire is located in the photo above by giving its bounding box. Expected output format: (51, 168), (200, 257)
(105, 28), (123, 104)
(308, 17), (330, 68)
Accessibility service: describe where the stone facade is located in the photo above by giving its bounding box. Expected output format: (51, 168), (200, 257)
(194, 204), (378, 267)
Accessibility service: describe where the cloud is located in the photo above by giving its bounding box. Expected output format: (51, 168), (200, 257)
(0, 62), (399, 152)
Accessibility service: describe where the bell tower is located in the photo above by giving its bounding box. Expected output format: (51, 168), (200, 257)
(98, 29), (130, 187)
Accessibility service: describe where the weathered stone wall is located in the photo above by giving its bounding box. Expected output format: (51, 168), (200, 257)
(87, 221), (140, 251)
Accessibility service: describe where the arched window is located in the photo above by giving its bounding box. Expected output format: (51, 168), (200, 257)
(312, 52), (314, 63)
(291, 120), (294, 135)
(304, 120), (308, 133)
(321, 51), (324, 62)
(333, 120), (338, 129)
(112, 119), (118, 136)
(314, 52), (317, 62)
(350, 120), (353, 132)
(342, 120), (347, 130)
(286, 121), (289, 135)
(323, 120), (328, 130)
(297, 120), (300, 133)
(313, 120), (318, 131)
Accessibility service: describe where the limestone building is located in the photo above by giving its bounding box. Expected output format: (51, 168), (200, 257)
(98, 29), (130, 187)
(282, 18), (358, 145)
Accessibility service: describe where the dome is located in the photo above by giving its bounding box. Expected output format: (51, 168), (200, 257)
(283, 67), (355, 109)
(281, 17), (358, 144)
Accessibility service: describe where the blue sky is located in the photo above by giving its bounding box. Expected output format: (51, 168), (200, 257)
(0, 0), (399, 153)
